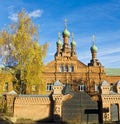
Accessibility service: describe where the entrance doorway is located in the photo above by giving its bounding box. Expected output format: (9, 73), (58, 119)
(110, 104), (119, 122)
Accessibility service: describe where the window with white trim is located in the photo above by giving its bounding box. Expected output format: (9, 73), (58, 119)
(60, 65), (64, 72)
(78, 84), (85, 91)
(46, 83), (53, 91)
(64, 65), (68, 72)
(69, 65), (74, 72)
(95, 84), (99, 92)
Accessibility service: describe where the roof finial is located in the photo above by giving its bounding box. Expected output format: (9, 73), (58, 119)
(58, 32), (60, 39)
(92, 34), (95, 45)
(64, 18), (68, 29)
(72, 33), (74, 40)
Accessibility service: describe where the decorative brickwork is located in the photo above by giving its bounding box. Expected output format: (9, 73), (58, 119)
(101, 80), (120, 122)
(14, 95), (51, 120)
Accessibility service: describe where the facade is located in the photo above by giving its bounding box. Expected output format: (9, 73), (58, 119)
(0, 22), (120, 123)
(42, 23), (120, 98)
(40, 23), (120, 123)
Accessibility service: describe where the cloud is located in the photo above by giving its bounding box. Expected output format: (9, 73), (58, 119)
(28, 9), (43, 18)
(8, 5), (14, 11)
(8, 9), (43, 22)
(8, 13), (18, 22)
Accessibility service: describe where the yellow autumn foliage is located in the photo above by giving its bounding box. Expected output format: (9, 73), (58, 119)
(0, 9), (48, 94)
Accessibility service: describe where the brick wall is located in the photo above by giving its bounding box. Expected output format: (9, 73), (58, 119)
(14, 95), (52, 121)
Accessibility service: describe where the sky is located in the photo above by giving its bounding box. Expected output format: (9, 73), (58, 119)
(0, 0), (120, 68)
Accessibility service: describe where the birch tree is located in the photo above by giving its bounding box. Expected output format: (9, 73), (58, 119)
(0, 9), (48, 94)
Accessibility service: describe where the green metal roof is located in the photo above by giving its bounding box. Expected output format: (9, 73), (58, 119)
(90, 44), (98, 52)
(105, 68), (120, 76)
(71, 40), (76, 46)
(62, 28), (70, 37)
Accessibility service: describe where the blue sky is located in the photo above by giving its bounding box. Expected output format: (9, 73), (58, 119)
(0, 0), (120, 68)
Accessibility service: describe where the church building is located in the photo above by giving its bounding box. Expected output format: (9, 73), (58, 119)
(41, 21), (120, 123)
(42, 21), (120, 98)
(0, 21), (120, 123)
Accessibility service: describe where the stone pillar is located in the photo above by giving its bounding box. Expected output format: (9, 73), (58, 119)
(117, 80), (120, 94)
(102, 102), (110, 122)
(52, 80), (63, 122)
(101, 80), (110, 94)
(6, 94), (16, 116)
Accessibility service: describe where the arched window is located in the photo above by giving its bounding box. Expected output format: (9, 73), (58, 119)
(60, 65), (64, 72)
(69, 65), (74, 72)
(64, 65), (68, 72)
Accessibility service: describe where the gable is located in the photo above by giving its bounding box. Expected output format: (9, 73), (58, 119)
(77, 60), (87, 68)
(43, 60), (55, 72)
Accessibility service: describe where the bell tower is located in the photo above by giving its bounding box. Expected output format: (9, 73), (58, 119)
(55, 19), (78, 61)
(62, 19), (71, 54)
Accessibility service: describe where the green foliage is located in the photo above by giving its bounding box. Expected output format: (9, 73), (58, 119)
(0, 9), (48, 93)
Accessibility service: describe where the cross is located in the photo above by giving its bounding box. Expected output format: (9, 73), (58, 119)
(92, 34), (95, 44)
(72, 33), (74, 40)
(64, 18), (68, 28)
(58, 32), (60, 39)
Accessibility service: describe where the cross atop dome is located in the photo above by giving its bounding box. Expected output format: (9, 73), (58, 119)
(64, 18), (68, 29)
(92, 34), (95, 45)
(72, 33), (74, 40)
(58, 32), (60, 39)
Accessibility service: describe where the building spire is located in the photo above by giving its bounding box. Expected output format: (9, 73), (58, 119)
(57, 32), (62, 46)
(91, 34), (98, 53)
(72, 33), (74, 40)
(64, 18), (68, 29)
(92, 34), (95, 45)
(58, 32), (61, 40)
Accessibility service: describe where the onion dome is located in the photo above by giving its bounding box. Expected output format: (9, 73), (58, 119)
(90, 34), (98, 52)
(62, 19), (70, 37)
(71, 40), (76, 46)
(57, 32), (62, 45)
(71, 33), (76, 46)
(57, 39), (62, 45)
(90, 44), (98, 52)
(62, 28), (70, 37)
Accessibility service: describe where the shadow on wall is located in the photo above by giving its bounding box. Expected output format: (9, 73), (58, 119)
(0, 117), (13, 124)
(35, 115), (69, 124)
(35, 94), (68, 124)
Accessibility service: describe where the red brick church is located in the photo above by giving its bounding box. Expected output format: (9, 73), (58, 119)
(1, 21), (120, 123)
(42, 21), (120, 99)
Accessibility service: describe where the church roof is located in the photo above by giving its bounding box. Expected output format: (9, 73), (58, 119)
(90, 44), (98, 52)
(7, 90), (17, 95)
(101, 80), (109, 86)
(105, 68), (120, 76)
(54, 80), (63, 86)
(110, 90), (117, 94)
(117, 80), (120, 86)
(62, 28), (70, 37)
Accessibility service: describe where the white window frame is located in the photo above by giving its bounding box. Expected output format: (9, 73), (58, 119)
(69, 65), (74, 72)
(46, 83), (53, 91)
(60, 65), (64, 72)
(78, 84), (85, 91)
(95, 84), (99, 92)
